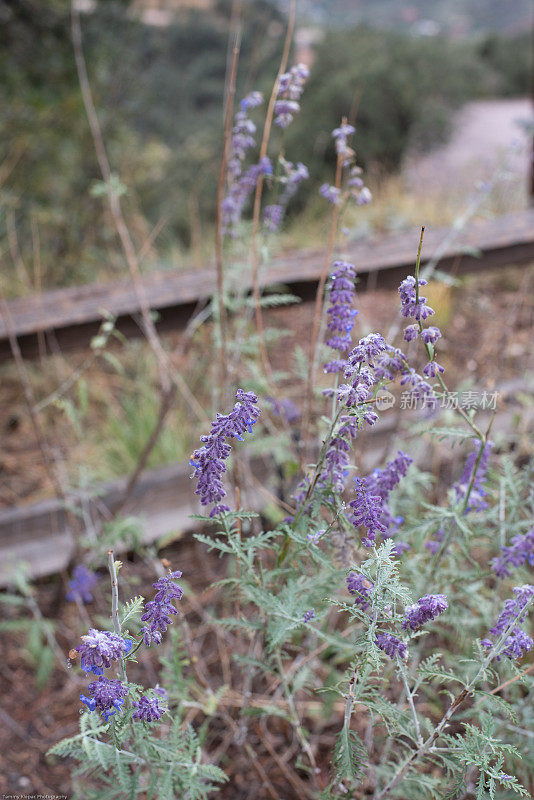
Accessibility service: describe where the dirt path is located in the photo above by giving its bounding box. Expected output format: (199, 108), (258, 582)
(403, 98), (532, 201)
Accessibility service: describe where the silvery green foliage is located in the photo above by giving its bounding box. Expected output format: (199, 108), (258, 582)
(48, 711), (226, 800)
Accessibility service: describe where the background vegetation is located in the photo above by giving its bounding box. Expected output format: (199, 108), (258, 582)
(0, 0), (531, 293)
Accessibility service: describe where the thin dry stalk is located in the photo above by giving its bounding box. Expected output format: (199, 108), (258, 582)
(255, 723), (316, 799)
(302, 151), (343, 457)
(215, 40), (241, 398)
(71, 2), (169, 393)
(250, 0), (296, 382)
(71, 1), (208, 520)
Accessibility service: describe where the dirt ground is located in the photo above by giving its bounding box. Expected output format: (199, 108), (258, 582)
(1, 261), (534, 508)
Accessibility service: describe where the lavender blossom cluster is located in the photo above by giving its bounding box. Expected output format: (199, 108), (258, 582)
(274, 63), (309, 128)
(75, 569), (182, 723)
(80, 677), (128, 722)
(402, 594), (448, 631)
(346, 572), (373, 610)
(264, 159), (309, 233)
(141, 570), (184, 646)
(222, 91), (273, 235)
(67, 565), (98, 604)
(319, 123), (371, 206)
(482, 584), (534, 660)
(190, 389), (260, 517)
(324, 261), (358, 375)
(75, 628), (132, 675)
(492, 528), (534, 578)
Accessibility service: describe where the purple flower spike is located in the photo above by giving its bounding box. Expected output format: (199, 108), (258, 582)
(190, 389), (260, 515)
(346, 572), (373, 610)
(133, 694), (166, 722)
(141, 570), (184, 647)
(81, 677), (128, 721)
(349, 477), (387, 547)
(398, 275), (434, 321)
(76, 629), (131, 675)
(375, 633), (408, 659)
(423, 361), (444, 378)
(266, 396), (300, 424)
(421, 326), (442, 345)
(345, 334), (387, 373)
(303, 609), (315, 623)
(332, 122), (355, 166)
(324, 261), (358, 374)
(274, 63), (309, 128)
(67, 565), (98, 604)
(263, 204), (284, 232)
(402, 594), (448, 631)
(483, 585), (534, 660)
(490, 585), (534, 636)
(403, 324), (419, 342)
(492, 528), (534, 578)
(319, 183), (341, 204)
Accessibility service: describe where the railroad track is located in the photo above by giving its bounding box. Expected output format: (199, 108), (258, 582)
(1, 210), (533, 361)
(2, 377), (533, 585)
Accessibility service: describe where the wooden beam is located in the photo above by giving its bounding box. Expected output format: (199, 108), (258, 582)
(1, 210), (534, 361)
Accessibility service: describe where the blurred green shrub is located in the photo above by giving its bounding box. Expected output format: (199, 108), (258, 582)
(0, 2), (530, 290)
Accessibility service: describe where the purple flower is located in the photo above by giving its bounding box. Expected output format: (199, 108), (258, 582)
(76, 629), (132, 675)
(229, 93), (263, 179)
(398, 275), (434, 321)
(492, 529), (534, 578)
(356, 187), (372, 205)
(80, 677), (128, 721)
(498, 628), (533, 660)
(366, 452), (413, 502)
(346, 572), (373, 610)
(318, 410), (367, 493)
(349, 477), (387, 547)
(190, 389), (260, 515)
(240, 91), (263, 112)
(263, 204), (284, 232)
(132, 693), (166, 722)
(263, 160), (308, 231)
(222, 158), (272, 235)
(141, 570), (184, 647)
(426, 526), (446, 555)
(332, 122), (355, 165)
(421, 326), (442, 345)
(307, 529), (325, 545)
(454, 440), (493, 512)
(423, 361), (444, 378)
(393, 541), (411, 555)
(303, 609), (315, 623)
(266, 396), (300, 424)
(324, 261), (358, 374)
(319, 183), (341, 204)
(67, 565), (98, 604)
(318, 435), (351, 493)
(374, 346), (407, 381)
(402, 594), (448, 631)
(365, 452), (413, 536)
(403, 324), (419, 342)
(375, 633), (408, 659)
(489, 585), (534, 636)
(345, 334), (387, 374)
(483, 585), (534, 660)
(274, 63), (309, 127)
